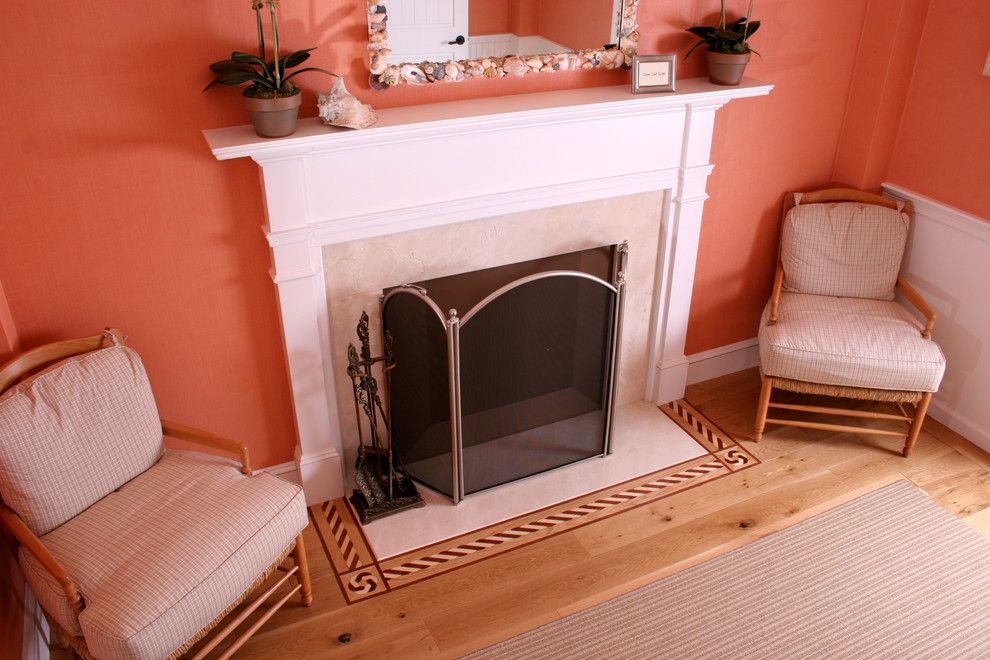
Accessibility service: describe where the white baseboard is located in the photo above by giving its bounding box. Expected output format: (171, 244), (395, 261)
(262, 459), (301, 484)
(929, 399), (990, 454)
(686, 338), (759, 385)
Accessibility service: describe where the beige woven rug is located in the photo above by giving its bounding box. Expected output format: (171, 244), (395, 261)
(464, 480), (990, 659)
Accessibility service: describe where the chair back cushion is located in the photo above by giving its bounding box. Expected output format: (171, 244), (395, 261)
(781, 198), (909, 300)
(0, 345), (164, 536)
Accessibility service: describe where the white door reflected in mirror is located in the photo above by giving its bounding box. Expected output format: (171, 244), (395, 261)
(387, 0), (469, 64)
(386, 0), (622, 65)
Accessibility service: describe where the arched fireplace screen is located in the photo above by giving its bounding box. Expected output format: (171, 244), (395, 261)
(380, 242), (627, 503)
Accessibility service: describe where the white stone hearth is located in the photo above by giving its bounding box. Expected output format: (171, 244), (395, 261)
(364, 400), (706, 559)
(204, 78), (773, 505)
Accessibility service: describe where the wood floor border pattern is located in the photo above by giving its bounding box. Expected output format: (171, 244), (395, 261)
(311, 401), (760, 603)
(380, 455), (730, 588)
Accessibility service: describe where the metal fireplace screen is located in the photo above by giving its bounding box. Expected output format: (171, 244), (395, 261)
(380, 243), (627, 503)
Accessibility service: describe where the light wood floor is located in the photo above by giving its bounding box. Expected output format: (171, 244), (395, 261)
(208, 367), (990, 659)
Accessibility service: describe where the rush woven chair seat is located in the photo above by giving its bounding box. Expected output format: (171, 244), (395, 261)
(0, 329), (313, 660)
(755, 189), (946, 456)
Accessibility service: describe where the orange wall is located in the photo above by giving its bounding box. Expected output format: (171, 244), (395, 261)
(2, 2), (988, 654)
(886, 0), (990, 220)
(0, 1), (986, 491)
(470, 3), (509, 35)
(831, 0), (931, 194)
(540, 0), (616, 50)
(683, 0), (873, 352)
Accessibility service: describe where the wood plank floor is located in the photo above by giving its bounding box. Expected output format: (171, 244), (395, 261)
(205, 367), (990, 660)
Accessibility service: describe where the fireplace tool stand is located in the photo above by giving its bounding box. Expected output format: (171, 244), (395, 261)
(347, 312), (424, 524)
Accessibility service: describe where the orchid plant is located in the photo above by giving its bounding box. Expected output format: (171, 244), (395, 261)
(686, 0), (760, 58)
(204, 0), (335, 99)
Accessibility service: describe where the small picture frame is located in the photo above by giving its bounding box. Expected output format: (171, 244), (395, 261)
(632, 54), (676, 93)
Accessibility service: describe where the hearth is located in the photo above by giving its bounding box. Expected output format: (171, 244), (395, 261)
(381, 243), (628, 502)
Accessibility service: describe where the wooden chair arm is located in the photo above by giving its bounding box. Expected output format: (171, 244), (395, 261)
(896, 276), (936, 339)
(767, 263), (784, 325)
(161, 421), (252, 475)
(0, 502), (84, 615)
(0, 328), (126, 393)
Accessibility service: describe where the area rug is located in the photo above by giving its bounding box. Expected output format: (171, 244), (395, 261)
(463, 480), (990, 659)
(309, 399), (758, 604)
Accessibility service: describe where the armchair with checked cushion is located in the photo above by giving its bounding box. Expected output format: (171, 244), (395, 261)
(755, 188), (946, 456)
(0, 329), (313, 660)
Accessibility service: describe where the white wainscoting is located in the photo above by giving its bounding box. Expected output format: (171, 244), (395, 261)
(468, 34), (568, 59)
(884, 183), (990, 452)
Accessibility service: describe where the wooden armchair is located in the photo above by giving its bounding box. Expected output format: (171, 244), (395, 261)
(754, 189), (946, 456)
(0, 329), (312, 659)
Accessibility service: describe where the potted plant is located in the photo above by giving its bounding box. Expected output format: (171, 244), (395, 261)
(204, 0), (336, 138)
(685, 0), (760, 86)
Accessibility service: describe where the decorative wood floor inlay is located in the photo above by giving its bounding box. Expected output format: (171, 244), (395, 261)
(310, 400), (758, 604)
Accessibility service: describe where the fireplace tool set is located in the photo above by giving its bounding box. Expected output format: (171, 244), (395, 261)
(347, 312), (424, 523)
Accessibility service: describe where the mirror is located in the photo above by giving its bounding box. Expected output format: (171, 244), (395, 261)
(367, 0), (640, 88)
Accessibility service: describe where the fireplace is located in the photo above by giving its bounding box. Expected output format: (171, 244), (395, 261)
(204, 79), (773, 504)
(382, 243), (627, 502)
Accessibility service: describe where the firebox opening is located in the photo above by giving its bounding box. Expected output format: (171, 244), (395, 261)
(381, 243), (627, 503)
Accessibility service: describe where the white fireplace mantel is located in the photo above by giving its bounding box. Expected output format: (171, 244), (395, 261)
(204, 77), (773, 504)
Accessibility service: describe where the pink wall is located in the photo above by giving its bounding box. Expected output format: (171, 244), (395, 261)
(683, 0), (873, 352)
(886, 0), (990, 220)
(831, 0), (931, 193)
(2, 1), (989, 654)
(539, 0), (616, 50)
(470, 4), (509, 35)
(1, 0), (986, 473)
(3, 0), (985, 463)
(470, 0), (611, 48)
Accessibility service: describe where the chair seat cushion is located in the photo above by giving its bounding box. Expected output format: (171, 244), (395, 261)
(19, 450), (307, 660)
(759, 292), (946, 392)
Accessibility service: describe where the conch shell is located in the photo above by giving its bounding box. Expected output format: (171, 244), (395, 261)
(317, 77), (378, 130)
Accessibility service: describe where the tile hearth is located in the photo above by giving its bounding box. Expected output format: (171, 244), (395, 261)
(310, 399), (758, 605)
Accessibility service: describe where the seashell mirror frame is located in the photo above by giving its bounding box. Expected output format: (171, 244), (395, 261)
(366, 0), (640, 88)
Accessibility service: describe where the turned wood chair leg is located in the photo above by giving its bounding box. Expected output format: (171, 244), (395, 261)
(754, 373), (773, 442)
(292, 533), (313, 606)
(903, 392), (933, 457)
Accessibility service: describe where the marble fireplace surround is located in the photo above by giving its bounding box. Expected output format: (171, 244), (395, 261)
(204, 78), (773, 505)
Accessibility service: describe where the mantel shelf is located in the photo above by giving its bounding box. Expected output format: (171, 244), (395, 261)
(203, 77), (772, 162)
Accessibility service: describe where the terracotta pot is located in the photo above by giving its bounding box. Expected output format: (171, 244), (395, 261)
(705, 50), (751, 86)
(243, 92), (302, 138)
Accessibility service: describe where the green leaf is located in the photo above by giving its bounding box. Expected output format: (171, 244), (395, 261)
(686, 26), (717, 39)
(282, 66), (338, 82)
(713, 28), (746, 42)
(211, 70), (273, 87)
(209, 60), (252, 74)
(279, 49), (315, 70)
(231, 51), (267, 66)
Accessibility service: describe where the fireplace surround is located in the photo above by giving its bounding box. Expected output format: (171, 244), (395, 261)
(204, 78), (773, 504)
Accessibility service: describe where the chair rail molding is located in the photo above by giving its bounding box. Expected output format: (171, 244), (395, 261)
(883, 183), (990, 453)
(204, 78), (773, 504)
